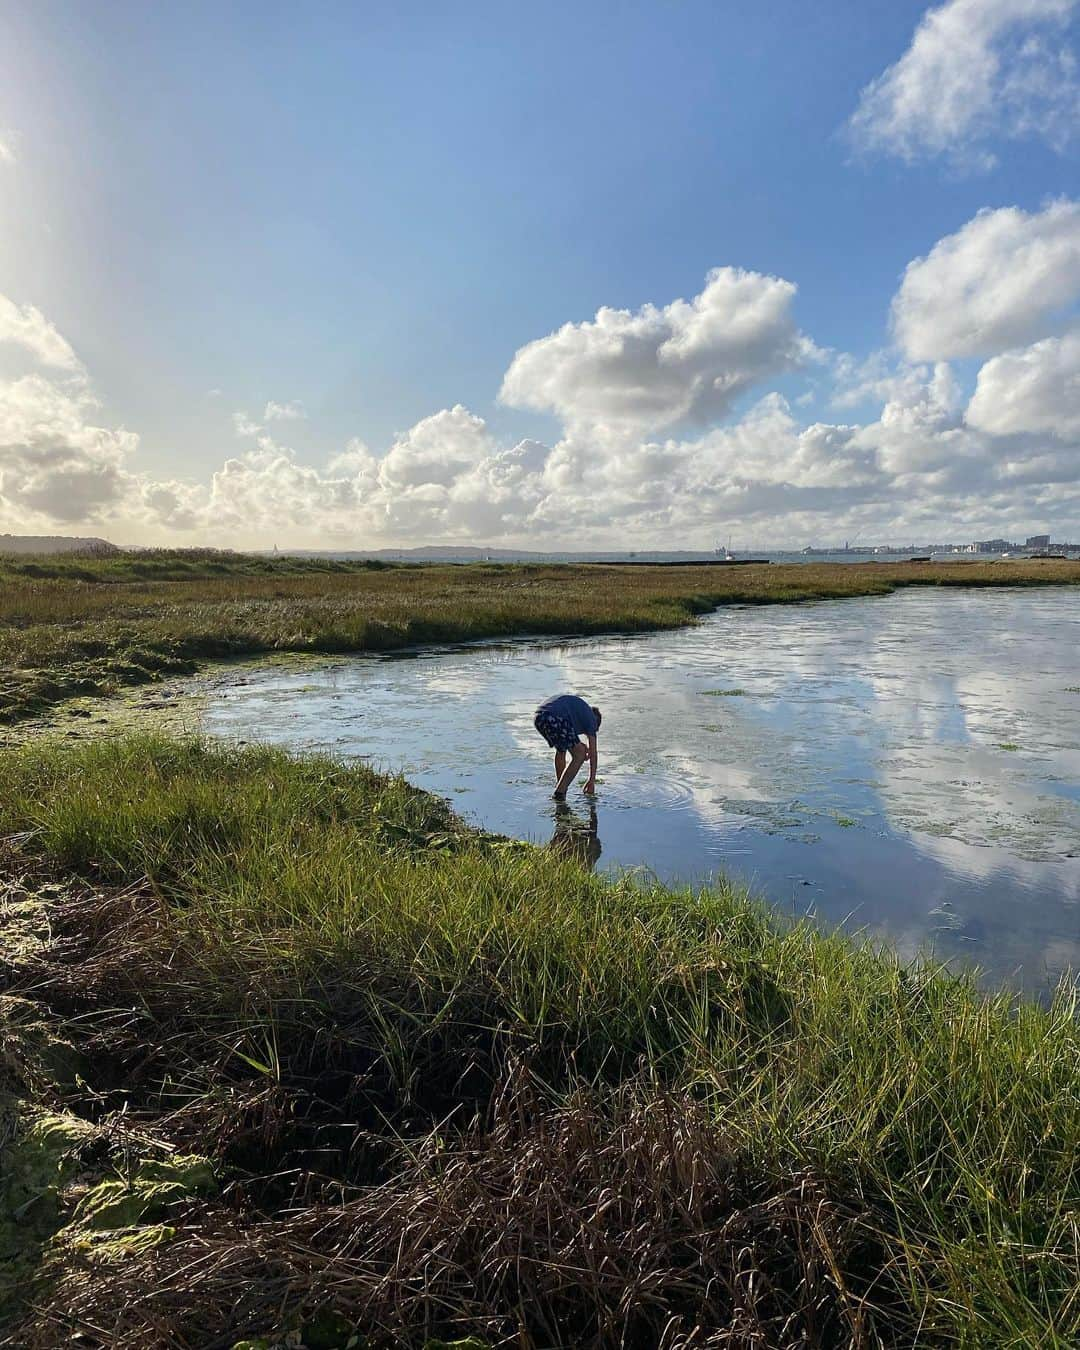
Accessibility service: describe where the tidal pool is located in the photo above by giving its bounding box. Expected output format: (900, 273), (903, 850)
(199, 587), (1080, 996)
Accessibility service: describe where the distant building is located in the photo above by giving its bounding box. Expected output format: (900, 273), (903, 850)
(1025, 534), (1050, 549)
(974, 538), (1014, 553)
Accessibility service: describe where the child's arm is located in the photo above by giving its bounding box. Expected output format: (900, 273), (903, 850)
(584, 734), (598, 792)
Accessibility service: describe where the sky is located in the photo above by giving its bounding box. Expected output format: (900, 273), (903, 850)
(1, 0), (1079, 550)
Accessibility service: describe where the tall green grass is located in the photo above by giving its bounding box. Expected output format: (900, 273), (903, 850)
(2, 735), (1078, 1344)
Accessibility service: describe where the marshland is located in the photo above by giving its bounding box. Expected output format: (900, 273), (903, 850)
(3, 552), (1080, 1349)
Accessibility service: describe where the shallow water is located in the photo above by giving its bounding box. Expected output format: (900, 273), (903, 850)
(199, 588), (1080, 996)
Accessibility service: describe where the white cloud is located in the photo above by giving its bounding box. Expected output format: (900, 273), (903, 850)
(263, 399), (306, 422)
(499, 267), (818, 435)
(232, 410), (262, 438)
(892, 200), (1080, 361)
(0, 134), (14, 166)
(0, 295), (83, 372)
(851, 363), (975, 476)
(832, 351), (947, 409)
(202, 442), (368, 537)
(0, 373), (139, 523)
(967, 329), (1080, 438)
(4, 270), (1080, 550)
(379, 405), (493, 488)
(848, 0), (1080, 169)
(138, 479), (205, 532)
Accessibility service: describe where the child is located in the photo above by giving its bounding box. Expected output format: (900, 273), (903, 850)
(533, 693), (601, 800)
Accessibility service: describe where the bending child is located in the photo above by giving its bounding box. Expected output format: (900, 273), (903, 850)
(533, 693), (601, 800)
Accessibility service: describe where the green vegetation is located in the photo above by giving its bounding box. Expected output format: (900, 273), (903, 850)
(3, 547), (1080, 724)
(4, 551), (1080, 1344)
(2, 735), (1078, 1348)
(703, 687), (747, 696)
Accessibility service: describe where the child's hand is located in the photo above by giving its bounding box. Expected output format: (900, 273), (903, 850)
(582, 779), (596, 795)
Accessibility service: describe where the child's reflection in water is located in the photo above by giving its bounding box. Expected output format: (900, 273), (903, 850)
(548, 802), (602, 872)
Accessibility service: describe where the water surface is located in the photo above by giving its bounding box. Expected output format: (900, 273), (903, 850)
(200, 588), (1080, 996)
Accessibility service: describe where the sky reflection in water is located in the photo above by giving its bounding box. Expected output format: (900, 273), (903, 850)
(199, 587), (1080, 997)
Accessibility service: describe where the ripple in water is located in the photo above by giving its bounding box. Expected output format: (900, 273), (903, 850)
(601, 774), (698, 811)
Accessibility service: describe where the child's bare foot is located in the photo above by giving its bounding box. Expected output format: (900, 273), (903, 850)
(552, 790), (566, 802)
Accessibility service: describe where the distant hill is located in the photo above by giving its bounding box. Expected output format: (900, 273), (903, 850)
(0, 533), (119, 555)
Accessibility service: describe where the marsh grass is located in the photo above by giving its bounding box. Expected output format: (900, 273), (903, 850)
(2, 735), (1078, 1347)
(2, 549), (1079, 723)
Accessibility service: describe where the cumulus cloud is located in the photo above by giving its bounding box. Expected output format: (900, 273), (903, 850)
(851, 363), (974, 477)
(263, 399), (306, 422)
(848, 0), (1080, 169)
(967, 329), (1080, 438)
(4, 260), (1080, 550)
(892, 200), (1080, 361)
(0, 373), (139, 523)
(832, 351), (950, 409)
(232, 410), (262, 438)
(172, 416), (551, 545)
(0, 295), (83, 372)
(499, 267), (818, 434)
(202, 441), (367, 537)
(0, 291), (167, 533)
(379, 405), (493, 488)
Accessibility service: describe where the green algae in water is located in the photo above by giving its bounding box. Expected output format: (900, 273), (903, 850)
(702, 687), (746, 696)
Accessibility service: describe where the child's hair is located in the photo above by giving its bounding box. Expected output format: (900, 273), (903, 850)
(591, 706), (602, 729)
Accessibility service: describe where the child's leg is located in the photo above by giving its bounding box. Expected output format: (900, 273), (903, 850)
(554, 742), (589, 797)
(554, 748), (567, 782)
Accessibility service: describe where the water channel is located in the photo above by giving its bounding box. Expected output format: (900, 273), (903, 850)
(198, 587), (1080, 996)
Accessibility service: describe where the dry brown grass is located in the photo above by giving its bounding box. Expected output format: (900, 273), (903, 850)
(17, 1070), (895, 1350)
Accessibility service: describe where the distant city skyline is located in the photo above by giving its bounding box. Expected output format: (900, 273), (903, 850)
(1, 1), (1079, 549)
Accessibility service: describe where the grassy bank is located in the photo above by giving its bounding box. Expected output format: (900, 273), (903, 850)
(3, 549), (1080, 723)
(2, 736), (1077, 1348)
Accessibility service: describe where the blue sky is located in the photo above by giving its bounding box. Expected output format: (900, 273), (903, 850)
(1, 0), (1079, 547)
